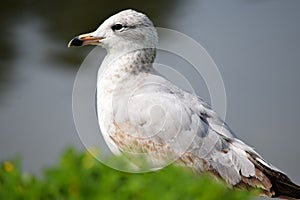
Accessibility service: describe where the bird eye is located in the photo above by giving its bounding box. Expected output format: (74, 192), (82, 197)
(111, 23), (124, 31)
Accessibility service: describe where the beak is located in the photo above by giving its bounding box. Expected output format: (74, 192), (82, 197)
(68, 33), (104, 47)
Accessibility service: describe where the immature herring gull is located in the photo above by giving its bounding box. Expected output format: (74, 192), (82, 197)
(68, 9), (300, 199)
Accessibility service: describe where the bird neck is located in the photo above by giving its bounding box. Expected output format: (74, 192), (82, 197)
(100, 48), (156, 75)
(97, 48), (156, 96)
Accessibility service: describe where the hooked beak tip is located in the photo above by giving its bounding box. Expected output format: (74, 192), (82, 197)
(68, 36), (83, 48)
(68, 33), (104, 48)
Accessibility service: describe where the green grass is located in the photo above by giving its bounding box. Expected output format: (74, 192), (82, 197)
(0, 148), (255, 200)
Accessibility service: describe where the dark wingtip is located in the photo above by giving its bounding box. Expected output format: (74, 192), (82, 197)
(257, 161), (300, 199)
(68, 36), (83, 47)
(248, 153), (300, 199)
(271, 178), (300, 199)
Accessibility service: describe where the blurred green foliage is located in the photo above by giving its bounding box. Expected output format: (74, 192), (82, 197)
(0, 148), (255, 200)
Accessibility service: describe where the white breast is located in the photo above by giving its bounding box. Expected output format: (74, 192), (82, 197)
(96, 50), (154, 154)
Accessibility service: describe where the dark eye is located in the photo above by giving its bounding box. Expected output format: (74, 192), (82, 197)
(111, 23), (124, 31)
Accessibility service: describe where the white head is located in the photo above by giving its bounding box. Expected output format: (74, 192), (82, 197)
(68, 9), (158, 54)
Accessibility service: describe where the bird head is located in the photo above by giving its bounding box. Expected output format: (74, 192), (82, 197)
(68, 9), (158, 54)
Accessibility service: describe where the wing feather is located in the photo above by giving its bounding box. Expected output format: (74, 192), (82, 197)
(112, 73), (290, 195)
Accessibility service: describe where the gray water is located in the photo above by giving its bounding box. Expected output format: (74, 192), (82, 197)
(1, 0), (300, 190)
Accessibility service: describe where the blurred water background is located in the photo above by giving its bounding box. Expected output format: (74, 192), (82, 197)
(0, 0), (299, 189)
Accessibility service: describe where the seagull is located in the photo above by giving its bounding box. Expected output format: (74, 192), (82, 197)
(68, 9), (300, 199)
